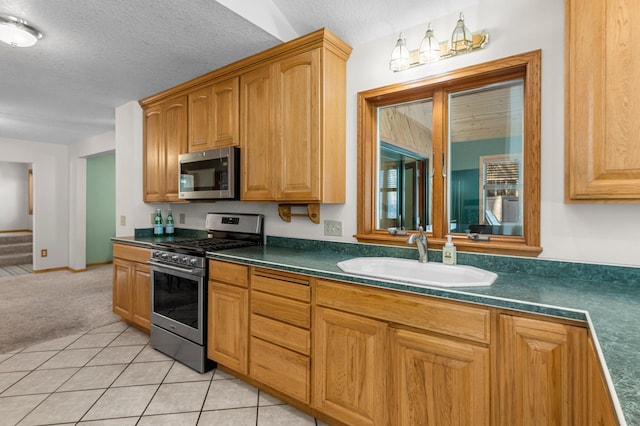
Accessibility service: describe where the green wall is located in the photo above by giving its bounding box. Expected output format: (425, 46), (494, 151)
(86, 152), (115, 264)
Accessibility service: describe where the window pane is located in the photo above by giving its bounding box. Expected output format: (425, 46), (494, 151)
(377, 99), (433, 231)
(448, 80), (524, 236)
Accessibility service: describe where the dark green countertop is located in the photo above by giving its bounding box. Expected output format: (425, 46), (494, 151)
(208, 244), (639, 426)
(112, 234), (638, 424)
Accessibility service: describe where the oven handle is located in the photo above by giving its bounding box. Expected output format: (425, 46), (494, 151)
(148, 260), (203, 276)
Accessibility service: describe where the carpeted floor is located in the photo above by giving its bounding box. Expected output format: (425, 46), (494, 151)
(0, 264), (120, 354)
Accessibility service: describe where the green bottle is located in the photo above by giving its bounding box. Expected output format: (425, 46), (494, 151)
(165, 209), (174, 235)
(153, 209), (164, 236)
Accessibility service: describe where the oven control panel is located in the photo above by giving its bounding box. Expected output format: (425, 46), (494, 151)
(150, 250), (205, 269)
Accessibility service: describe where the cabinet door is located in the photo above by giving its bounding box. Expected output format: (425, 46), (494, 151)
(143, 105), (163, 202)
(207, 281), (248, 374)
(188, 86), (212, 152)
(143, 95), (187, 202)
(131, 262), (150, 331)
(497, 315), (588, 426)
(211, 76), (239, 148)
(587, 336), (619, 425)
(112, 258), (132, 320)
(313, 307), (386, 426)
(390, 327), (490, 426)
(274, 49), (321, 201)
(241, 64), (275, 200)
(566, 0), (640, 201)
(163, 96), (187, 201)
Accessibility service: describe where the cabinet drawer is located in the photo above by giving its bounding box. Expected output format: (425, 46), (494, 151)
(113, 244), (150, 264)
(250, 337), (310, 403)
(251, 291), (310, 329)
(251, 314), (310, 355)
(252, 268), (310, 302)
(210, 260), (248, 288)
(316, 279), (491, 344)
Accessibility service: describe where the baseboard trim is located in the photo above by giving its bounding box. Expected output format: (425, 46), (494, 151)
(0, 229), (32, 233)
(34, 262), (113, 274)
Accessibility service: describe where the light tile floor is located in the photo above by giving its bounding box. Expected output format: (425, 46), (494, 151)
(0, 323), (327, 426)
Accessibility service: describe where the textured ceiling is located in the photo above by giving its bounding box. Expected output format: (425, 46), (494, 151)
(0, 0), (476, 145)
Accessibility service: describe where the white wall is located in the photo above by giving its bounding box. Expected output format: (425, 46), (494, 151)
(114, 0), (640, 267)
(0, 138), (69, 270)
(68, 131), (116, 270)
(0, 161), (32, 231)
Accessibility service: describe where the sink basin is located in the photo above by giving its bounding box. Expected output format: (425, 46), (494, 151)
(336, 257), (497, 288)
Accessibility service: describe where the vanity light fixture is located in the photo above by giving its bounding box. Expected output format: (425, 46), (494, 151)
(389, 12), (489, 72)
(0, 14), (43, 48)
(389, 32), (410, 71)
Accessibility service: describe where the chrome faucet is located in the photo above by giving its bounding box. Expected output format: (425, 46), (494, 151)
(407, 226), (428, 263)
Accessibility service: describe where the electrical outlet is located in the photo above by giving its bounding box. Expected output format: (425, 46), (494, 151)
(150, 213), (156, 225)
(324, 220), (343, 237)
(41, 249), (48, 257)
(120, 215), (126, 226)
(179, 213), (185, 224)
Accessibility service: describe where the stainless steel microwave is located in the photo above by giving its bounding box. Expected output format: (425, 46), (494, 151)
(178, 147), (240, 200)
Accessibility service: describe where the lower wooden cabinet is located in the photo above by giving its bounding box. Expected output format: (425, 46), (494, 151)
(202, 262), (618, 425)
(497, 314), (588, 425)
(112, 244), (151, 331)
(389, 327), (490, 426)
(250, 268), (312, 403)
(207, 261), (249, 374)
(313, 306), (387, 426)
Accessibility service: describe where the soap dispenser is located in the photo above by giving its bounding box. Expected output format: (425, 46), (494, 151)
(442, 235), (457, 265)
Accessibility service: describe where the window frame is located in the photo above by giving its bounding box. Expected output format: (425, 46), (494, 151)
(355, 50), (542, 257)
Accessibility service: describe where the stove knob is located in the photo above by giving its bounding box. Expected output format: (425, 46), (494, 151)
(182, 257), (189, 264)
(190, 258), (198, 266)
(171, 255), (179, 262)
(161, 253), (169, 260)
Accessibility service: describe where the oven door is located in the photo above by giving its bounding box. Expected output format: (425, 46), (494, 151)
(149, 262), (206, 345)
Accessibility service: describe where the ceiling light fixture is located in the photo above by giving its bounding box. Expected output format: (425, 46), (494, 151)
(389, 12), (489, 72)
(0, 14), (43, 48)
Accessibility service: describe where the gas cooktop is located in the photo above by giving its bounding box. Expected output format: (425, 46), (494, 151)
(154, 237), (258, 254)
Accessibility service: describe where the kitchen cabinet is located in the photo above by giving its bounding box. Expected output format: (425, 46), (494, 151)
(587, 336), (619, 426)
(240, 32), (350, 202)
(565, 0), (640, 201)
(389, 327), (490, 425)
(112, 243), (151, 331)
(140, 29), (350, 205)
(201, 259), (618, 425)
(142, 94), (187, 202)
(207, 260), (248, 374)
(314, 306), (387, 425)
(497, 314), (588, 425)
(249, 268), (312, 403)
(313, 278), (491, 425)
(188, 77), (239, 152)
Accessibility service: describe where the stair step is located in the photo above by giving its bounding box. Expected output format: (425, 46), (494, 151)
(0, 233), (33, 245)
(0, 242), (32, 256)
(0, 253), (33, 267)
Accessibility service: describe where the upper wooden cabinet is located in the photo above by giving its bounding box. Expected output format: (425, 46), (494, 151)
(140, 28), (351, 205)
(188, 77), (239, 152)
(565, 0), (640, 202)
(241, 35), (350, 202)
(142, 95), (187, 202)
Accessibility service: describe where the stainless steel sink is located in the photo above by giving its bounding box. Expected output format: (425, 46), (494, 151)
(337, 257), (497, 288)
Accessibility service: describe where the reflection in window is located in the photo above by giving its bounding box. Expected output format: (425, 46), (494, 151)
(448, 80), (524, 236)
(378, 99), (432, 231)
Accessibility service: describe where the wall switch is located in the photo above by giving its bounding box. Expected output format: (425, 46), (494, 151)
(41, 249), (48, 257)
(324, 220), (343, 237)
(120, 215), (126, 226)
(179, 213), (185, 224)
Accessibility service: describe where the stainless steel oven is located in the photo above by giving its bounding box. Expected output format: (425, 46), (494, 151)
(148, 212), (264, 373)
